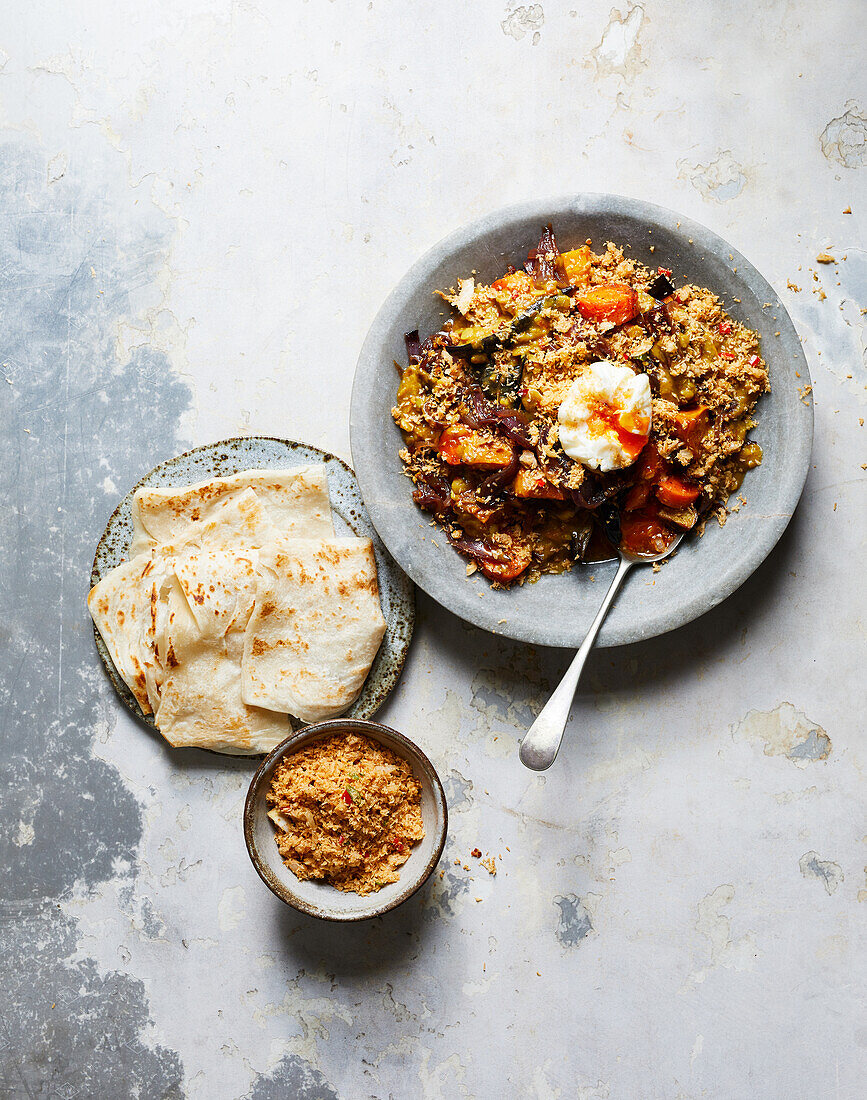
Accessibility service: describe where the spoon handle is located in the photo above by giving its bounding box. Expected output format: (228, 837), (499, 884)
(519, 555), (633, 771)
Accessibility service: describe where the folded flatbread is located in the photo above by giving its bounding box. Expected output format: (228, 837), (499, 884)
(87, 554), (161, 713)
(89, 465), (390, 754)
(241, 537), (387, 723)
(88, 550), (186, 714)
(130, 465), (333, 555)
(154, 550), (290, 754)
(156, 487), (278, 554)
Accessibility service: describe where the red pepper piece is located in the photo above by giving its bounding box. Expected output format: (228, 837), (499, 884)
(342, 790), (352, 805)
(657, 266), (673, 277)
(392, 838), (406, 853)
(718, 322), (732, 335)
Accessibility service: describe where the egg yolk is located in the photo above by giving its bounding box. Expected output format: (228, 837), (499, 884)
(586, 403), (650, 461)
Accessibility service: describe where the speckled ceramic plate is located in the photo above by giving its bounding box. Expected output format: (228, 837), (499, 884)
(90, 437), (415, 745)
(350, 195), (813, 648)
(243, 719), (447, 921)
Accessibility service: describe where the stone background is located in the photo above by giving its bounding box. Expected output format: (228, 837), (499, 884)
(0, 2), (864, 1097)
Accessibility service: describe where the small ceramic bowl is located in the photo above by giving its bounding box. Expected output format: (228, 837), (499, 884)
(243, 719), (448, 921)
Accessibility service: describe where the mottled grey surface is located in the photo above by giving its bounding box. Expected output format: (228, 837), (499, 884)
(0, 140), (190, 1097)
(243, 1054), (338, 1100)
(1, 2), (865, 1098)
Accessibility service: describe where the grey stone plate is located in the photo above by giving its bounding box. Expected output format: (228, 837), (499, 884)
(90, 437), (415, 746)
(350, 195), (813, 648)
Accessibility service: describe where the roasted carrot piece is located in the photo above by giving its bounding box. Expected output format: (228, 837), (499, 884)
(655, 475), (701, 508)
(673, 406), (709, 444)
(576, 283), (639, 325)
(558, 247), (592, 285)
(438, 425), (514, 469)
(512, 467), (566, 500)
(479, 546), (532, 583)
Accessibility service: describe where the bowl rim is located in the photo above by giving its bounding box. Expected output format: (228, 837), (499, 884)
(243, 717), (448, 921)
(350, 192), (814, 648)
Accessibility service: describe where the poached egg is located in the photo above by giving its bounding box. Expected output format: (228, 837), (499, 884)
(557, 359), (652, 472)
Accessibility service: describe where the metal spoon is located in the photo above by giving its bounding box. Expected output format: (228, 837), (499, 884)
(519, 533), (683, 771)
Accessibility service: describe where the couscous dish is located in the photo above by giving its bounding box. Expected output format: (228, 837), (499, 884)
(392, 225), (769, 584)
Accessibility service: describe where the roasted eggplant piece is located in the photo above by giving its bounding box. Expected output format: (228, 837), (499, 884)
(586, 335), (615, 362)
(596, 503), (622, 548)
(511, 288), (576, 333)
(480, 354), (523, 407)
(568, 518), (594, 563)
(449, 287), (575, 360)
(656, 503), (698, 530)
(447, 321), (507, 357)
(646, 272), (675, 299)
(637, 301), (674, 338)
(570, 470), (625, 510)
(404, 329), (423, 362)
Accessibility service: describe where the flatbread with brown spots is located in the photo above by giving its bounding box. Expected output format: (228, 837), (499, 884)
(90, 469), (387, 751)
(153, 487), (278, 554)
(88, 488), (277, 716)
(153, 549), (290, 754)
(129, 465), (333, 555)
(87, 553), (167, 714)
(241, 537), (386, 723)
